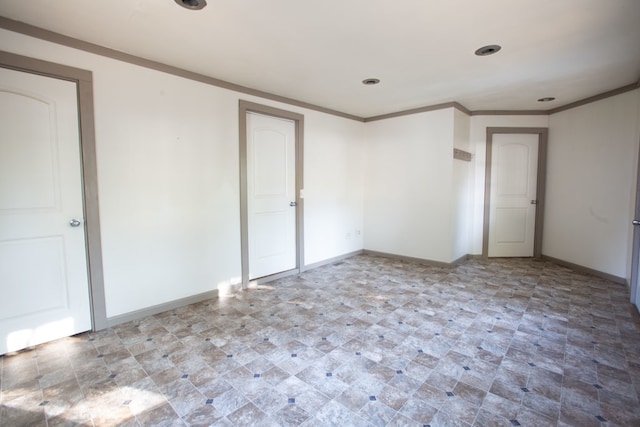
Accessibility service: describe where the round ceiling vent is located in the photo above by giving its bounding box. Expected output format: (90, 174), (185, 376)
(474, 45), (502, 56)
(175, 0), (207, 10)
(362, 78), (381, 85)
(537, 97), (556, 102)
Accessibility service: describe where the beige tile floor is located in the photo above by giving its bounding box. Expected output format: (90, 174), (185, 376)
(1, 254), (640, 426)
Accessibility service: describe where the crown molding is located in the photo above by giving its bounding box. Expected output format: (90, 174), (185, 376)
(0, 16), (364, 122)
(1, 16), (638, 123)
(363, 102), (470, 122)
(546, 83), (639, 115)
(470, 110), (548, 116)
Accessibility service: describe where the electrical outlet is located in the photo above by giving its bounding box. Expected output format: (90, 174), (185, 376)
(355, 229), (361, 236)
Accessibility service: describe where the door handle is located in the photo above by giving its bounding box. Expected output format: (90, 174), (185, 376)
(69, 219), (82, 227)
(530, 200), (537, 205)
(289, 201), (297, 207)
(633, 220), (640, 226)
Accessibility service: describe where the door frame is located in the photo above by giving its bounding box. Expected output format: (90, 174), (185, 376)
(483, 127), (549, 258)
(239, 100), (304, 289)
(629, 126), (640, 308)
(0, 51), (107, 330)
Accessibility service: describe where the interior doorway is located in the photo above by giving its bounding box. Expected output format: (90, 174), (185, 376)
(483, 127), (548, 258)
(0, 51), (106, 352)
(239, 100), (304, 288)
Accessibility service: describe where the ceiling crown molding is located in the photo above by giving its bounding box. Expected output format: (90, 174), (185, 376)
(0, 16), (364, 122)
(1, 16), (638, 123)
(546, 83), (639, 115)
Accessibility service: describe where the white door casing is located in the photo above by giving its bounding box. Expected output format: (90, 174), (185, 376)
(246, 112), (297, 280)
(0, 67), (91, 354)
(488, 133), (539, 257)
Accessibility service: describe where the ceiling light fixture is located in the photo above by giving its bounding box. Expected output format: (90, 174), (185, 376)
(362, 78), (380, 86)
(175, 0), (207, 10)
(474, 45), (502, 56)
(537, 97), (556, 102)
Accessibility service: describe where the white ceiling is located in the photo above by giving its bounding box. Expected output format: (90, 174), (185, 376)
(1, 0), (639, 118)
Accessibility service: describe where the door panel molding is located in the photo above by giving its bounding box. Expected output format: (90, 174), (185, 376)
(239, 100), (304, 288)
(483, 127), (548, 258)
(0, 50), (107, 330)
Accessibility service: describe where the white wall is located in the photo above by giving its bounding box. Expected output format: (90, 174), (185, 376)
(303, 113), (364, 265)
(93, 62), (242, 317)
(363, 109), (457, 263)
(0, 29), (365, 318)
(3, 27), (639, 320)
(468, 115), (550, 254)
(363, 110), (555, 264)
(451, 109), (471, 261)
(544, 90), (640, 279)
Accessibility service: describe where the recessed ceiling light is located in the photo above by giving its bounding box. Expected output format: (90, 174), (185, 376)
(362, 78), (380, 86)
(537, 97), (556, 102)
(475, 45), (502, 56)
(175, 0), (207, 10)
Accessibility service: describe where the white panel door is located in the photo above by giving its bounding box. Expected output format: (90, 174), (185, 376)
(488, 134), (539, 257)
(0, 67), (91, 354)
(247, 112), (296, 279)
